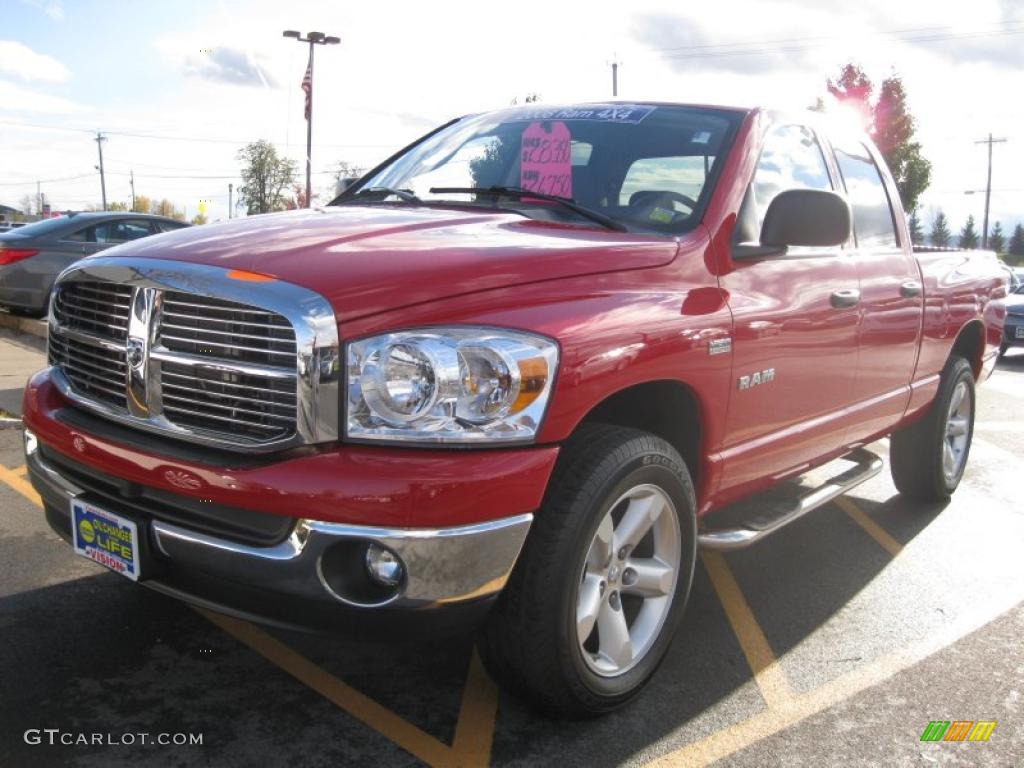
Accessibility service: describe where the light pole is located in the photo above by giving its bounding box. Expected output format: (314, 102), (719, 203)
(283, 29), (340, 208)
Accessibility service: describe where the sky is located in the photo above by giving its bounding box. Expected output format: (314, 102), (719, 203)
(1, 0), (1022, 235)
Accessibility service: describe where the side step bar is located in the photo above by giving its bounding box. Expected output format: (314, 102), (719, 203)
(698, 448), (884, 551)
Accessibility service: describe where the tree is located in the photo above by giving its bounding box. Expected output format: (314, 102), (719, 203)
(17, 194), (34, 215)
(907, 209), (924, 245)
(958, 215), (979, 249)
(191, 212), (208, 225)
(822, 65), (932, 212)
(152, 199), (184, 220)
(1009, 224), (1024, 258)
(930, 211), (951, 247)
(237, 140), (296, 214)
(132, 195), (151, 214)
(988, 222), (1005, 254)
(106, 201), (129, 211)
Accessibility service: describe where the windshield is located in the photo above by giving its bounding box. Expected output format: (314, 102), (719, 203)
(344, 104), (743, 234)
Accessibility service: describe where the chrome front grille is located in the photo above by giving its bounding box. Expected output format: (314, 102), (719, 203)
(48, 330), (128, 409)
(53, 281), (131, 340)
(46, 259), (339, 452)
(158, 358), (297, 442)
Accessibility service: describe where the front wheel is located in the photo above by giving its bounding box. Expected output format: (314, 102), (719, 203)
(478, 424), (697, 717)
(890, 356), (975, 501)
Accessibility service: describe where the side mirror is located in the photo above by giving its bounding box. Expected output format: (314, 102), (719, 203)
(760, 189), (851, 249)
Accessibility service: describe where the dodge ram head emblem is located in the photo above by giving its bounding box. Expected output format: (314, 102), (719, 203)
(738, 368), (775, 390)
(163, 469), (202, 490)
(126, 338), (145, 369)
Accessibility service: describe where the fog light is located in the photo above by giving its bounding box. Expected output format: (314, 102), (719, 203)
(23, 428), (37, 456)
(364, 543), (404, 587)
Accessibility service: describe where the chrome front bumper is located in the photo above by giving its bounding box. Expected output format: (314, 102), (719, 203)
(26, 431), (533, 614)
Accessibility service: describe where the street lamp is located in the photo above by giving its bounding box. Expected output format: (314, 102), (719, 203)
(282, 29), (340, 208)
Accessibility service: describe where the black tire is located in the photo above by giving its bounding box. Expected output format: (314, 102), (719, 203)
(478, 423), (697, 717)
(890, 356), (975, 501)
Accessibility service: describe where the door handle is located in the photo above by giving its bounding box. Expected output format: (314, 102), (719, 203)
(830, 289), (861, 309)
(900, 281), (922, 298)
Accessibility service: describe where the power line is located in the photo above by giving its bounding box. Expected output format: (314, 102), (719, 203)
(0, 119), (394, 149)
(0, 173), (98, 186)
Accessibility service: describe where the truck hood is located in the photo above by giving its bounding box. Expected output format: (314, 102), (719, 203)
(109, 206), (680, 322)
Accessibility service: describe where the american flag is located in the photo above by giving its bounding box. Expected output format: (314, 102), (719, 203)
(301, 61), (312, 121)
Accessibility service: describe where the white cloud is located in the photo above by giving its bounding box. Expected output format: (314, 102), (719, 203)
(17, 0), (64, 22)
(4, 0), (1022, 230)
(0, 78), (82, 113)
(0, 41), (70, 83)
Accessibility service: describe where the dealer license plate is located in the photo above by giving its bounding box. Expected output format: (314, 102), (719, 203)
(71, 499), (140, 581)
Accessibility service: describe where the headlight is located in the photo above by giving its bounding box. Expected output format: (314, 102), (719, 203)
(346, 328), (558, 444)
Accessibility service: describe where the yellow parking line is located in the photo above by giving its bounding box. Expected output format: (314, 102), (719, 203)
(199, 608), (459, 767)
(702, 551), (794, 709)
(14, 465), (27, 477)
(451, 651), (500, 767)
(647, 603), (1016, 767)
(835, 497), (903, 557)
(0, 464), (42, 508)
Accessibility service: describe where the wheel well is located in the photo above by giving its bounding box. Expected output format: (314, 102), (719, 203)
(950, 320), (985, 379)
(578, 381), (702, 482)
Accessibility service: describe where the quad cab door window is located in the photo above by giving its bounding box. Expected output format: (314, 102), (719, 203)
(718, 124), (861, 494)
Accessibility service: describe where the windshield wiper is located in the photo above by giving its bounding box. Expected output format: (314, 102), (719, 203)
(428, 186), (627, 232)
(338, 186), (421, 203)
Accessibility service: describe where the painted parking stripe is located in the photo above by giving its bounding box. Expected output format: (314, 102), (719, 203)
(835, 497), (903, 557)
(0, 464), (41, 507)
(646, 602), (1019, 767)
(200, 609), (459, 766)
(702, 551), (794, 709)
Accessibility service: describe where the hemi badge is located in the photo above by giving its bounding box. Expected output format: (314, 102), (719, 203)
(708, 338), (732, 355)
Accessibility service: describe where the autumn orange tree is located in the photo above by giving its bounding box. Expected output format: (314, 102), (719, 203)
(821, 64), (932, 213)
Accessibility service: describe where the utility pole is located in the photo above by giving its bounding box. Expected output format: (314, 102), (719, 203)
(129, 169), (136, 211)
(94, 132), (108, 210)
(609, 57), (621, 97)
(283, 29), (340, 208)
(36, 180), (41, 217)
(228, 183), (233, 218)
(975, 133), (1007, 249)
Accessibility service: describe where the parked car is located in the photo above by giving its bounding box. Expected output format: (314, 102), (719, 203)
(1000, 280), (1024, 357)
(22, 103), (1005, 716)
(0, 212), (189, 316)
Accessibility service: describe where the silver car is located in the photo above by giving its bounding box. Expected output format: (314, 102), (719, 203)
(0, 212), (189, 316)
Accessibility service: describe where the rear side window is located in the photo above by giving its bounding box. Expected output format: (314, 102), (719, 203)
(94, 220), (154, 244)
(619, 156), (709, 208)
(833, 144), (898, 249)
(750, 125), (833, 232)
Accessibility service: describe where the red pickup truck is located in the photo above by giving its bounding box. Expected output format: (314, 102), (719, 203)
(23, 102), (1006, 716)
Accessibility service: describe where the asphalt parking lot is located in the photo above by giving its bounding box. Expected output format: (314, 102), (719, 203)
(0, 327), (1021, 767)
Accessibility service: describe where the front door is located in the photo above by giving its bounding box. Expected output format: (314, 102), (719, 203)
(717, 124), (860, 498)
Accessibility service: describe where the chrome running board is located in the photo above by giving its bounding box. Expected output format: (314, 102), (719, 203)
(698, 448), (883, 551)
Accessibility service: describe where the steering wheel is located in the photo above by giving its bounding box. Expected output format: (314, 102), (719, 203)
(628, 190), (698, 222)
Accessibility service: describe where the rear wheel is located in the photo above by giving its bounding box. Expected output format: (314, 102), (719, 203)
(890, 356), (975, 501)
(479, 424), (697, 717)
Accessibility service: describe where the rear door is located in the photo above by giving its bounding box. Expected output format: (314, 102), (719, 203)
(830, 139), (923, 443)
(717, 123), (861, 493)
